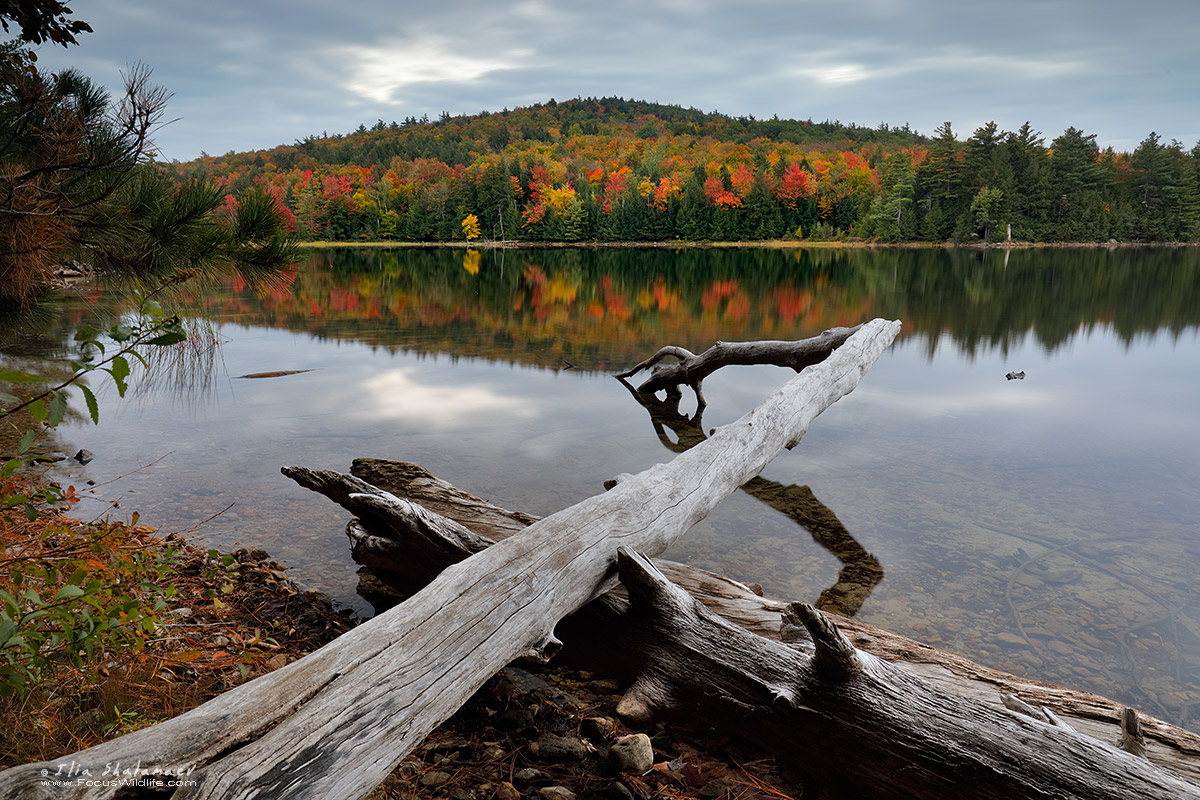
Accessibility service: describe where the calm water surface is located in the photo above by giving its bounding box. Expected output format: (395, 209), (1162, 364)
(4, 246), (1200, 728)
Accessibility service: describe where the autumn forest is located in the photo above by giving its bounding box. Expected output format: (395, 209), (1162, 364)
(176, 97), (1200, 246)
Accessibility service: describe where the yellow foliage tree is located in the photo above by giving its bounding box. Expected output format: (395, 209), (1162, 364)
(461, 213), (481, 241)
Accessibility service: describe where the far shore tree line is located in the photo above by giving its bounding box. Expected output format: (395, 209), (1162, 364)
(178, 98), (1200, 246)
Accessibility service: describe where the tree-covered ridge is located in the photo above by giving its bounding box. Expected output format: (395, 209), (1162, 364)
(176, 98), (1200, 245)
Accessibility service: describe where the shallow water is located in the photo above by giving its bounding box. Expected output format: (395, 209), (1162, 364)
(4, 246), (1200, 728)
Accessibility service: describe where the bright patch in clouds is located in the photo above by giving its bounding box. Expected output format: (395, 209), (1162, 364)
(357, 367), (532, 427)
(337, 39), (526, 104)
(813, 64), (871, 85)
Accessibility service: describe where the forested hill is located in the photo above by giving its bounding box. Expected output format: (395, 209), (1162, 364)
(174, 96), (1200, 245)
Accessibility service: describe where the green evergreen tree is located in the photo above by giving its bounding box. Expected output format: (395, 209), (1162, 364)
(1047, 126), (1103, 240)
(916, 122), (966, 239)
(1126, 132), (1187, 241)
(677, 169), (712, 240)
(862, 155), (916, 241)
(1, 46), (295, 305)
(969, 186), (1005, 240)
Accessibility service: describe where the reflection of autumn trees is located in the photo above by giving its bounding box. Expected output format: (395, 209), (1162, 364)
(172, 246), (1200, 368)
(23, 246), (1200, 372)
(189, 249), (874, 370)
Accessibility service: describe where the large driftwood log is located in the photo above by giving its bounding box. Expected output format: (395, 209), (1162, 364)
(614, 324), (862, 405)
(0, 319), (901, 800)
(298, 458), (1200, 785)
(613, 547), (1200, 800)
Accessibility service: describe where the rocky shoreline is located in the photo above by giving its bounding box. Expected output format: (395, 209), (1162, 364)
(372, 663), (801, 800)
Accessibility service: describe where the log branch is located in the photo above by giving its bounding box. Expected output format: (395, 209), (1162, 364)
(615, 373), (884, 616)
(615, 324), (863, 404)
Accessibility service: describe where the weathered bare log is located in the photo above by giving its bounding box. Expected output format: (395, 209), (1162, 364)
(280, 466), (491, 588)
(615, 323), (862, 404)
(285, 463), (785, 635)
(312, 458), (1200, 784)
(346, 458), (538, 539)
(0, 318), (901, 800)
(613, 547), (1200, 800)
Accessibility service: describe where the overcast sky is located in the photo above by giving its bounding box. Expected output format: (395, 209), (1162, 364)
(28, 0), (1200, 162)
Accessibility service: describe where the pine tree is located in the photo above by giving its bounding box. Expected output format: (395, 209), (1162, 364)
(0, 47), (295, 305)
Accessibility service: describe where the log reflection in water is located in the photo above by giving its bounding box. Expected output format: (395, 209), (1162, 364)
(617, 376), (883, 616)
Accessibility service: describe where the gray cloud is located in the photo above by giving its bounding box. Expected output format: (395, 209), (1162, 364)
(28, 0), (1200, 161)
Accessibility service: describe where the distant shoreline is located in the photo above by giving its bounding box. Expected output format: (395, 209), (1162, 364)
(298, 239), (1200, 250)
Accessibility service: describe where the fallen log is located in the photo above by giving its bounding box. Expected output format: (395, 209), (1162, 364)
(612, 547), (1200, 800)
(0, 318), (902, 800)
(296, 459), (1200, 785)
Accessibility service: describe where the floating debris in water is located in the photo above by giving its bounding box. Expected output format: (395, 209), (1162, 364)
(1005, 371), (1026, 380)
(234, 370), (317, 379)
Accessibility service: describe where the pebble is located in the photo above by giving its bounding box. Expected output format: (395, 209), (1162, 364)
(496, 782), (521, 800)
(609, 733), (654, 774)
(420, 771), (452, 787)
(995, 633), (1028, 648)
(497, 708), (535, 732)
(538, 787), (576, 800)
(581, 716), (617, 742)
(513, 768), (544, 786)
(610, 782), (635, 800)
(533, 734), (589, 763)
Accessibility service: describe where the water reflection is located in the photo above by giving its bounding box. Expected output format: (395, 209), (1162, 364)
(356, 367), (534, 426)
(618, 376), (883, 617)
(9, 245), (1200, 371)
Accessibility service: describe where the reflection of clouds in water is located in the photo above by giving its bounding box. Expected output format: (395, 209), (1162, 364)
(356, 367), (534, 427)
(857, 385), (1056, 418)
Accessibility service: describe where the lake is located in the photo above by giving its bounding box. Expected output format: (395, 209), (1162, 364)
(4, 244), (1200, 729)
